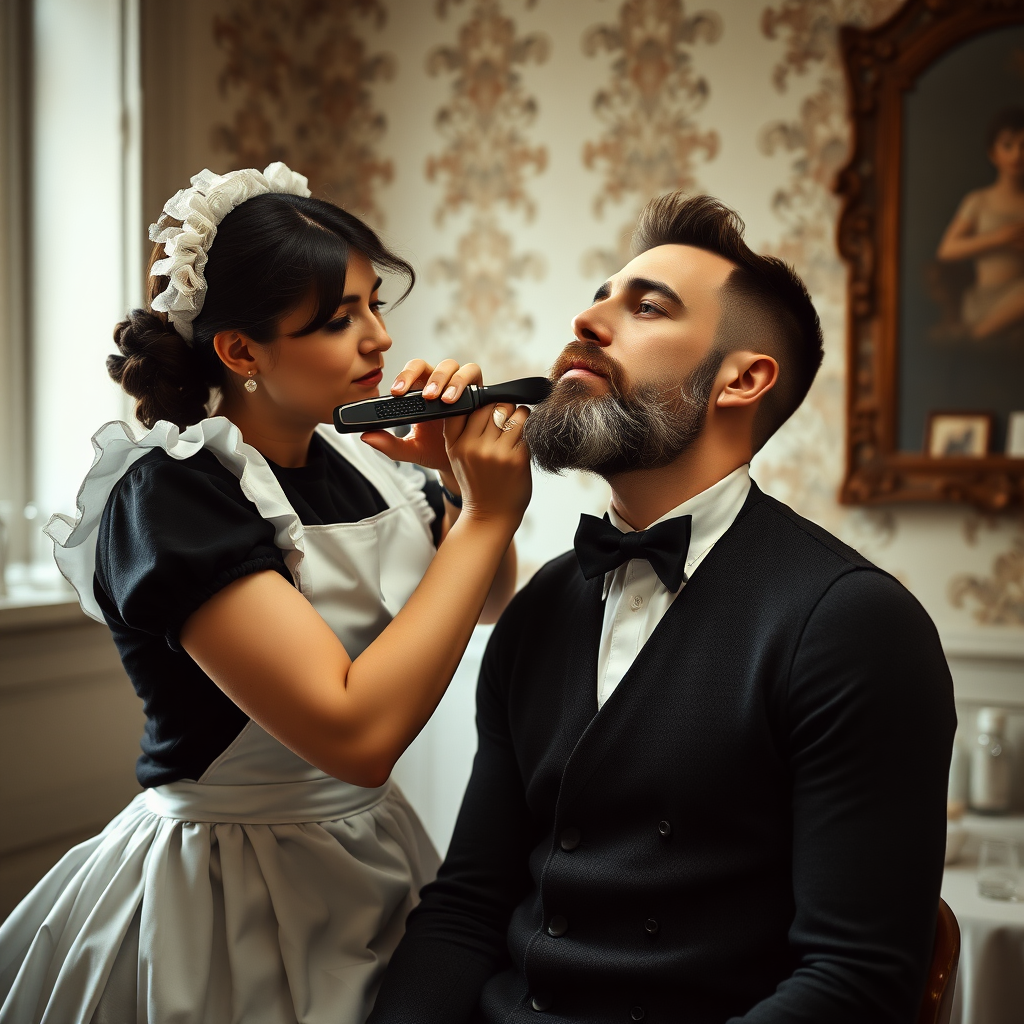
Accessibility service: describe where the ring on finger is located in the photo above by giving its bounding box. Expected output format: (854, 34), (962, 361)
(501, 419), (517, 432)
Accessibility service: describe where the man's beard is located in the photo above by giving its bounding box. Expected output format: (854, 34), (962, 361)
(523, 343), (723, 477)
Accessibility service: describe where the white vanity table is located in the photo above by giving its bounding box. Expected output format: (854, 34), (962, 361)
(941, 631), (1024, 1024)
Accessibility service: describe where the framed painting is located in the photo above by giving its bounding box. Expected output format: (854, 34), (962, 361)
(837, 0), (1024, 510)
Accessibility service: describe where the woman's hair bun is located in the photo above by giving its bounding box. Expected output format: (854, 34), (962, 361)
(108, 309), (212, 430)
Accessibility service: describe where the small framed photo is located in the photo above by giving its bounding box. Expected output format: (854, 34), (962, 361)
(924, 412), (994, 459)
(1007, 413), (1024, 458)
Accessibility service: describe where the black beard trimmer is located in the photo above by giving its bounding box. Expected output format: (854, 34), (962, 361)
(333, 376), (553, 434)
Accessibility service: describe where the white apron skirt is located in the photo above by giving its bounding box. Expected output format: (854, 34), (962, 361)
(0, 418), (443, 1024)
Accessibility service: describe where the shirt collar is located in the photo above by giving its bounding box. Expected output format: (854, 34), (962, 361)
(603, 464), (751, 597)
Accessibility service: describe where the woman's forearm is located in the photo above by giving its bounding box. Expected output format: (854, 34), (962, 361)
(182, 401), (533, 787)
(438, 471), (517, 624)
(181, 513), (521, 788)
(480, 541), (517, 624)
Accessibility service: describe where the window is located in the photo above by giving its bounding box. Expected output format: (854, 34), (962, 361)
(1, 0), (141, 592)
(0, 0), (30, 574)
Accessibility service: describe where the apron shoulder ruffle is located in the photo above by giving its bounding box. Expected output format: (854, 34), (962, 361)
(45, 417), (308, 622)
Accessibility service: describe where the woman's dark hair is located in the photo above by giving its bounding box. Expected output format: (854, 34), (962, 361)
(986, 107), (1024, 151)
(109, 193), (414, 429)
(632, 192), (824, 452)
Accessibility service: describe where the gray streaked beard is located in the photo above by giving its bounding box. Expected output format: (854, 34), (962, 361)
(524, 350), (723, 477)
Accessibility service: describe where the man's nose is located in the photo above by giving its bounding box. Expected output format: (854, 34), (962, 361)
(571, 308), (612, 346)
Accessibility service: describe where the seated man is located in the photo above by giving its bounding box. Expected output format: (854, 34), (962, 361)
(369, 193), (955, 1024)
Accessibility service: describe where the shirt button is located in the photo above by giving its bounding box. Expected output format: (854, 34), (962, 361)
(631, 1008), (646, 1021)
(560, 826), (581, 851)
(531, 993), (553, 1012)
(658, 820), (672, 837)
(630, 593), (644, 610)
(547, 914), (568, 937)
(644, 918), (659, 935)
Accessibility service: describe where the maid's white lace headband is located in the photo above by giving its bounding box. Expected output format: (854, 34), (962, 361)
(148, 161), (311, 341)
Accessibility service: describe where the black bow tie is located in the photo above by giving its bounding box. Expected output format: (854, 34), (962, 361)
(574, 513), (692, 592)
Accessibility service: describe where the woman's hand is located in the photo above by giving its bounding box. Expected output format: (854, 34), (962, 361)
(442, 402), (533, 528)
(360, 358), (483, 475)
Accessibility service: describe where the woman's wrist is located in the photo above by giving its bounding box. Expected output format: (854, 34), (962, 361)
(449, 505), (522, 540)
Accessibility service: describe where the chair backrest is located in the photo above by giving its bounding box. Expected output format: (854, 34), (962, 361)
(917, 898), (960, 1024)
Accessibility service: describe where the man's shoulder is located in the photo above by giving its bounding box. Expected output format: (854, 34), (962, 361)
(740, 483), (938, 633)
(530, 548), (584, 585)
(739, 482), (876, 574)
(489, 550), (590, 641)
(506, 549), (584, 615)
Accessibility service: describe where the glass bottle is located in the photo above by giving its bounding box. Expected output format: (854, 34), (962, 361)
(969, 707), (1012, 815)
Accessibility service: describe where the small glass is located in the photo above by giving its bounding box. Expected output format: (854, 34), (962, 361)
(977, 839), (1021, 900)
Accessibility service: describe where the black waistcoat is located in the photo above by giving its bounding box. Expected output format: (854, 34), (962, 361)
(478, 486), (951, 1023)
(372, 483), (955, 1024)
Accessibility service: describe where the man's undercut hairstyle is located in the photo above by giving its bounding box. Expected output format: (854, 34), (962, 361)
(632, 192), (824, 452)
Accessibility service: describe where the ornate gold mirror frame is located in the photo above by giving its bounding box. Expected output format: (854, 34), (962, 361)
(837, 0), (1024, 511)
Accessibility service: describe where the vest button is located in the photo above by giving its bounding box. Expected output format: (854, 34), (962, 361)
(658, 820), (672, 837)
(547, 914), (568, 937)
(532, 993), (552, 1012)
(560, 826), (580, 851)
(631, 1007), (645, 1021)
(644, 918), (659, 934)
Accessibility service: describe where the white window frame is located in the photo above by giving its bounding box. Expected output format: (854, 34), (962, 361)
(0, 0), (32, 574)
(1, 0), (141, 596)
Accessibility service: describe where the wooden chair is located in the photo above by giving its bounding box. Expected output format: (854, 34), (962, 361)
(917, 898), (960, 1024)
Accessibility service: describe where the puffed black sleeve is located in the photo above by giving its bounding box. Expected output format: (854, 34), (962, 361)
(94, 450), (293, 649)
(733, 570), (956, 1023)
(368, 595), (536, 1024)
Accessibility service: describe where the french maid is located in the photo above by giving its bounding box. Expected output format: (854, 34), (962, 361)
(0, 163), (532, 1024)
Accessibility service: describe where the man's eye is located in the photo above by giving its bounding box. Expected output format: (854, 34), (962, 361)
(637, 301), (660, 315)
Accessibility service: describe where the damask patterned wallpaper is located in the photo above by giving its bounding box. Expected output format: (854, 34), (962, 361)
(424, 0), (549, 375)
(212, 0), (395, 222)
(142, 0), (1024, 640)
(582, 0), (721, 275)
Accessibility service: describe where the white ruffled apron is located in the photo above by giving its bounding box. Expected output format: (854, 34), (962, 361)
(0, 418), (442, 1024)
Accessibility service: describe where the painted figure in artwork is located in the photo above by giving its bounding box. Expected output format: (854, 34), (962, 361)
(937, 106), (1024, 340)
(0, 163), (532, 1023)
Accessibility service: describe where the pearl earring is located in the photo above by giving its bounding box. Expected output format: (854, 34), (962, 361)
(244, 371), (258, 394)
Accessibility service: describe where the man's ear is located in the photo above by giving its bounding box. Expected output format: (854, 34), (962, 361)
(212, 330), (258, 378)
(715, 352), (778, 409)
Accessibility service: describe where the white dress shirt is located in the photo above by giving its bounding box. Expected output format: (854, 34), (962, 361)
(595, 465), (752, 708)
